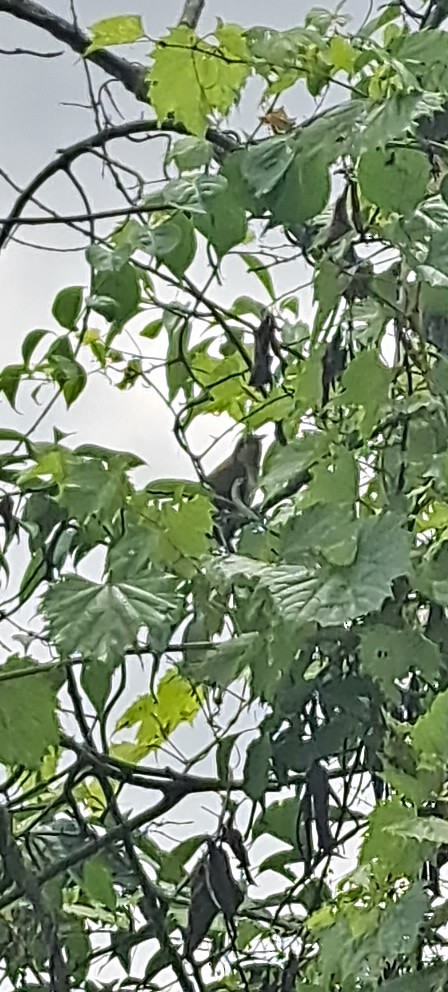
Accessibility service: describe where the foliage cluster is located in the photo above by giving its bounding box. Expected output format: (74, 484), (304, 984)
(3, 1), (448, 991)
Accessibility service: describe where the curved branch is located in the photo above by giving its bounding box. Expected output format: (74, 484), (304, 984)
(0, 0), (147, 100)
(0, 118), (239, 251)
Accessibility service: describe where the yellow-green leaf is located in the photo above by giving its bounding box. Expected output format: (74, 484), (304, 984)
(148, 25), (249, 136)
(115, 671), (203, 754)
(86, 16), (144, 54)
(329, 36), (356, 74)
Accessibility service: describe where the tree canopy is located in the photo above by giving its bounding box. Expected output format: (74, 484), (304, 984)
(2, 0), (448, 990)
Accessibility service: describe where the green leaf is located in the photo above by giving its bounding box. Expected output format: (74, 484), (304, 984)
(64, 920), (90, 982)
(261, 433), (329, 503)
(359, 625), (441, 701)
(144, 948), (172, 983)
(187, 350), (247, 420)
(149, 24), (249, 136)
(398, 29), (448, 93)
(140, 318), (163, 340)
(268, 148), (330, 227)
(357, 92), (445, 155)
(358, 148), (431, 216)
(52, 286), (83, 330)
(82, 857), (116, 911)
(158, 836), (204, 884)
(253, 798), (298, 848)
(389, 816), (448, 847)
(90, 263), (140, 331)
(360, 798), (429, 881)
(168, 136), (213, 171)
(155, 495), (213, 576)
(281, 504), (360, 567)
(183, 632), (259, 689)
(152, 214), (196, 277)
(194, 185), (247, 257)
(242, 137), (295, 197)
(257, 849), (296, 880)
(86, 15), (143, 53)
(303, 447), (359, 508)
(80, 660), (113, 716)
(337, 349), (393, 437)
(42, 572), (183, 663)
(377, 882), (428, 964)
(58, 454), (128, 522)
(116, 670), (202, 754)
(0, 656), (59, 769)
(18, 548), (48, 605)
(0, 364), (23, 408)
(22, 329), (48, 367)
(243, 734), (271, 801)
(412, 688), (448, 762)
(241, 253), (275, 299)
(216, 733), (239, 781)
(313, 260), (345, 335)
(265, 513), (410, 625)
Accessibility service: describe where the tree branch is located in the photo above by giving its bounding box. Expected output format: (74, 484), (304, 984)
(0, 0), (148, 100)
(179, 0), (206, 29)
(0, 118), (239, 251)
(421, 0), (448, 27)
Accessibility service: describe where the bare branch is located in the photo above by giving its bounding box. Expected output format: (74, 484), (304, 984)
(0, 205), (167, 226)
(0, 0), (147, 100)
(0, 45), (62, 55)
(0, 118), (239, 251)
(179, 0), (206, 29)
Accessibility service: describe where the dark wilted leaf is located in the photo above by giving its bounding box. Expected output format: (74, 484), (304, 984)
(307, 761), (333, 854)
(281, 953), (300, 992)
(249, 313), (275, 388)
(322, 328), (347, 405)
(184, 861), (218, 957)
(221, 821), (254, 884)
(0, 494), (18, 546)
(207, 840), (244, 920)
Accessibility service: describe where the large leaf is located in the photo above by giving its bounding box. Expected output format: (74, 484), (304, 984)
(42, 572), (183, 662)
(243, 513), (411, 627)
(58, 456), (129, 522)
(151, 214), (196, 277)
(241, 137), (295, 197)
(268, 147), (330, 227)
(358, 147), (431, 216)
(0, 656), (59, 769)
(260, 433), (329, 503)
(183, 631), (261, 689)
(360, 798), (430, 881)
(336, 349), (393, 437)
(52, 286), (83, 330)
(89, 262), (140, 330)
(376, 882), (428, 964)
(359, 624), (441, 701)
(253, 798), (299, 849)
(82, 857), (117, 911)
(412, 687), (448, 762)
(194, 185), (247, 257)
(149, 25), (250, 135)
(281, 504), (359, 567)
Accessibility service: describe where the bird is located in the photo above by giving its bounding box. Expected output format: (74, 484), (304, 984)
(206, 434), (262, 544)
